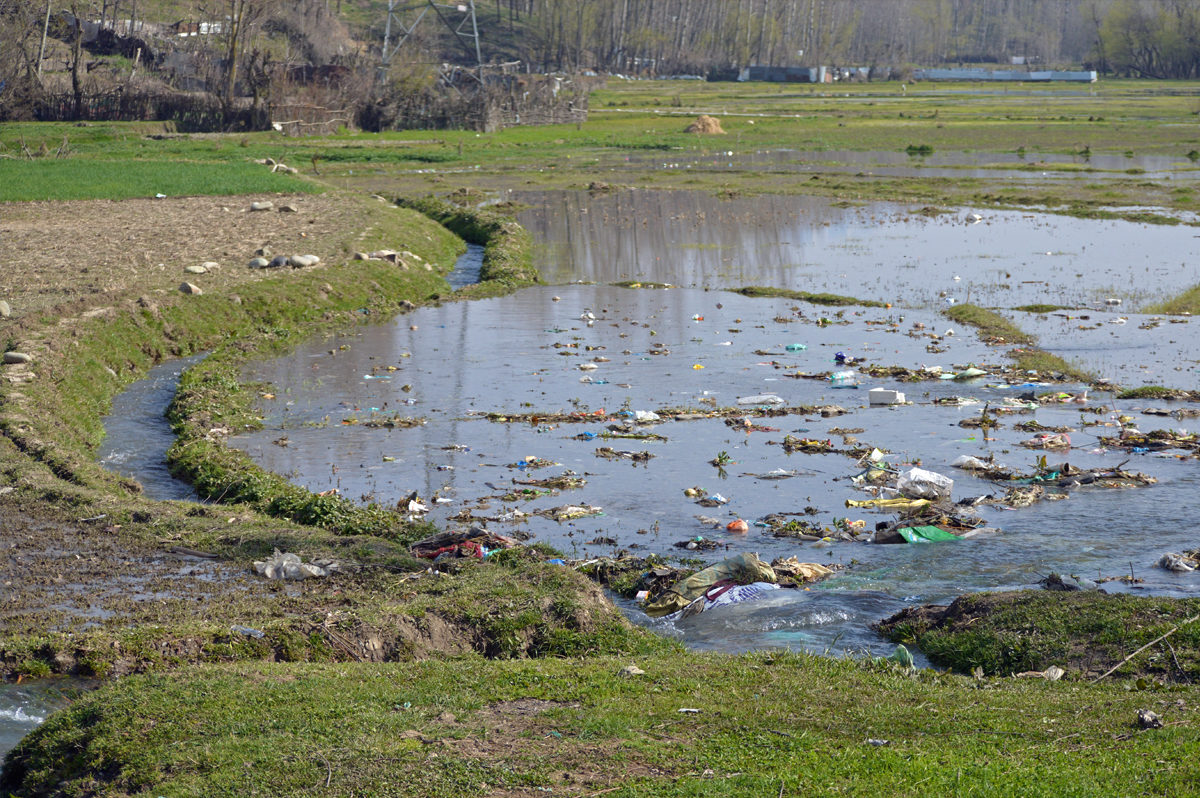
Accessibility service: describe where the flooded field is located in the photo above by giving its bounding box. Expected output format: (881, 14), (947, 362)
(515, 191), (1200, 309)
(101, 191), (1200, 661)
(614, 148), (1200, 182)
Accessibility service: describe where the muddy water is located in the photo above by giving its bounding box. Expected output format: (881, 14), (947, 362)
(514, 192), (1200, 310)
(232, 281), (1200, 659)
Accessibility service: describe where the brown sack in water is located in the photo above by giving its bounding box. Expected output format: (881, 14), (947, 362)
(644, 552), (776, 617)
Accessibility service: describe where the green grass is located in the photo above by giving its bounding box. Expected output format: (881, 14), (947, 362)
(1011, 349), (1093, 383)
(7, 80), (1200, 220)
(879, 591), (1200, 681)
(1116, 385), (1188, 400)
(1012, 304), (1074, 313)
(945, 303), (1036, 344)
(735, 285), (884, 307)
(0, 159), (313, 201)
(942, 304), (1092, 381)
(5, 653), (1198, 796)
(1146, 284), (1200, 315)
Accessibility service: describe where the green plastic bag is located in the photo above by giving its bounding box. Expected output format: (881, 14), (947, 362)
(897, 525), (960, 544)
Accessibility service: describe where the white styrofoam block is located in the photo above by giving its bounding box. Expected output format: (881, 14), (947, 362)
(869, 388), (905, 405)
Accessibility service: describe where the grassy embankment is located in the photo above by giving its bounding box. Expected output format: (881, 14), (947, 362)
(5, 653), (1198, 796)
(879, 591), (1200, 680)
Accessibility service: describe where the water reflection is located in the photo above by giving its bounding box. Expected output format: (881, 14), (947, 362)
(515, 192), (1200, 310)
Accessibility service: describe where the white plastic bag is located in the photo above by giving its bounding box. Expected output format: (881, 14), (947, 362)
(736, 394), (785, 406)
(897, 467), (954, 500)
(951, 455), (990, 471)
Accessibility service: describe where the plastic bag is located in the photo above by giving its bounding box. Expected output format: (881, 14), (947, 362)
(952, 455), (991, 471)
(736, 394), (785, 406)
(896, 467), (954, 500)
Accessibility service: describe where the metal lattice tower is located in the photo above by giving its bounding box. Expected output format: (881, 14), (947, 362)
(381, 0), (482, 73)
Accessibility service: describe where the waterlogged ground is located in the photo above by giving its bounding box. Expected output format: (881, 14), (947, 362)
(1003, 307), (1200, 389)
(514, 191), (1200, 310)
(96, 191), (1200, 660)
(226, 281), (1200, 657)
(609, 148), (1200, 182)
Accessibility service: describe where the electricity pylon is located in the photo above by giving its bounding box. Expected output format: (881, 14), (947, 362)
(381, 0), (482, 72)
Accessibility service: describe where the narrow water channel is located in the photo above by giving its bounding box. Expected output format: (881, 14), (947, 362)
(98, 354), (206, 502)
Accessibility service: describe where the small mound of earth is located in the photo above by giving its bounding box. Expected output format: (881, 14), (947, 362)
(685, 115), (725, 134)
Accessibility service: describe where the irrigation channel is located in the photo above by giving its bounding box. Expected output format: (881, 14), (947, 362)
(102, 193), (1200, 662)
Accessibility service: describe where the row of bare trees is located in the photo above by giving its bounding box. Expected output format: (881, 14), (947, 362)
(481, 0), (1200, 77)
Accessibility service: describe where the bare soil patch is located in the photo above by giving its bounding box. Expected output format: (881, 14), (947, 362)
(0, 193), (369, 323)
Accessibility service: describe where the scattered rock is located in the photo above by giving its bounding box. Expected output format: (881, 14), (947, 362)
(179, 282), (203, 295)
(268, 255), (290, 269)
(247, 257), (270, 269)
(184, 264), (209, 274)
(0, 300), (10, 318)
(248, 201), (274, 212)
(1039, 572), (1100, 592)
(289, 254), (320, 268)
(3, 352), (33, 365)
(277, 204), (298, 213)
(353, 252), (371, 260)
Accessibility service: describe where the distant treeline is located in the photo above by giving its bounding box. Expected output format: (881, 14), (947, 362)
(489, 0), (1200, 78)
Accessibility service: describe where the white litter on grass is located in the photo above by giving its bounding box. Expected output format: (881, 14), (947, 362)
(253, 550), (340, 580)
